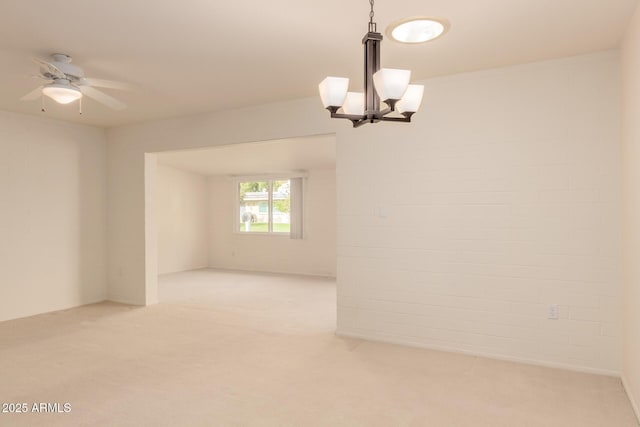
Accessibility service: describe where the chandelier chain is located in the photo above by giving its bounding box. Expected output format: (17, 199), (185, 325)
(368, 0), (377, 32)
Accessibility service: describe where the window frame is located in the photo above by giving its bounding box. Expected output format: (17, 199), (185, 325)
(234, 174), (304, 236)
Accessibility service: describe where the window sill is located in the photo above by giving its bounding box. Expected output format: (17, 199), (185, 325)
(232, 231), (291, 237)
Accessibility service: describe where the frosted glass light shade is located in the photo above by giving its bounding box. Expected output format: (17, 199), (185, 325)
(318, 77), (349, 108)
(373, 68), (411, 101)
(396, 85), (424, 113)
(42, 83), (82, 104)
(389, 19), (446, 44)
(342, 92), (365, 115)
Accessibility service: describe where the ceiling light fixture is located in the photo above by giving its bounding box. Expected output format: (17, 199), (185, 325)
(42, 79), (82, 104)
(387, 17), (448, 44)
(319, 0), (429, 128)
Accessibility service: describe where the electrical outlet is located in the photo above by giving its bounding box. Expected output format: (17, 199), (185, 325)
(547, 304), (559, 320)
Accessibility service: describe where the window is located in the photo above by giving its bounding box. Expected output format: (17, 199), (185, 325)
(238, 180), (291, 233)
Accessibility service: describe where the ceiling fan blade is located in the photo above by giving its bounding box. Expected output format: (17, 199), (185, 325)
(80, 86), (127, 110)
(81, 77), (131, 90)
(20, 86), (43, 101)
(32, 57), (65, 79)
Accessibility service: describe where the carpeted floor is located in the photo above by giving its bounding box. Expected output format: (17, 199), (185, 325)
(0, 269), (637, 426)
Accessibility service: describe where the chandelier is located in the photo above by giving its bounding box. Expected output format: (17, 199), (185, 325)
(318, 0), (425, 128)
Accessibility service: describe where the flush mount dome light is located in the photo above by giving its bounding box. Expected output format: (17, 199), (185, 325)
(387, 17), (449, 44)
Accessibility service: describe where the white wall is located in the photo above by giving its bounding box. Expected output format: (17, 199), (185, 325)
(157, 164), (209, 274)
(208, 170), (336, 277)
(106, 98), (335, 305)
(106, 51), (622, 374)
(337, 51), (622, 375)
(0, 110), (107, 321)
(621, 3), (640, 418)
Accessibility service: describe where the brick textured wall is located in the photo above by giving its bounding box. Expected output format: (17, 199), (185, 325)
(336, 51), (622, 374)
(622, 3), (640, 416)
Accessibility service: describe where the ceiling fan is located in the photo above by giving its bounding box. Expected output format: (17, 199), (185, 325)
(20, 53), (129, 112)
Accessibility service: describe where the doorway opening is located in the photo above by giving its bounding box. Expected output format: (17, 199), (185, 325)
(144, 135), (337, 327)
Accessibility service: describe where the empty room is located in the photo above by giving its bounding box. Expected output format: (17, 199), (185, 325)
(153, 137), (337, 332)
(1, 0), (640, 426)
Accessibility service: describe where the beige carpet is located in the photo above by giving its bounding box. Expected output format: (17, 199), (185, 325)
(0, 269), (637, 426)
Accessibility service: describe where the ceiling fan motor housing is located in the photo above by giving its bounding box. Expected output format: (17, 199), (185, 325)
(45, 54), (84, 80)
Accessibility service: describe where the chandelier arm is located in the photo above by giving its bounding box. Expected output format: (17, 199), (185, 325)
(326, 106), (367, 124)
(325, 111), (415, 127)
(376, 107), (392, 116)
(353, 119), (371, 128)
(379, 112), (415, 123)
(378, 117), (410, 123)
(329, 112), (367, 121)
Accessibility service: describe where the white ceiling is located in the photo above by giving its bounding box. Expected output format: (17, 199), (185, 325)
(0, 0), (637, 128)
(156, 135), (336, 176)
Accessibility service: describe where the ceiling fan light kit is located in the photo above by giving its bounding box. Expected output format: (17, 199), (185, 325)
(319, 0), (446, 128)
(42, 80), (82, 104)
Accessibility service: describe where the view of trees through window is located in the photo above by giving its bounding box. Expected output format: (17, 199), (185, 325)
(238, 180), (290, 233)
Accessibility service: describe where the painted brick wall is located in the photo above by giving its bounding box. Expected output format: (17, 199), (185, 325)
(336, 51), (622, 374)
(621, 2), (640, 417)
(0, 111), (107, 321)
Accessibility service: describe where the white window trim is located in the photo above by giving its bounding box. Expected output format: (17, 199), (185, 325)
(233, 174), (306, 236)
(228, 172), (308, 182)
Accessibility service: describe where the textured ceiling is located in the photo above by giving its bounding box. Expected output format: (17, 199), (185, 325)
(0, 0), (637, 128)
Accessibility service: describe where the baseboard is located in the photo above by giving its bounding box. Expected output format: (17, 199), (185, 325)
(0, 296), (111, 322)
(158, 265), (210, 276)
(206, 265), (336, 280)
(105, 295), (145, 306)
(336, 329), (621, 378)
(622, 376), (640, 424)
